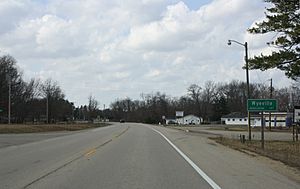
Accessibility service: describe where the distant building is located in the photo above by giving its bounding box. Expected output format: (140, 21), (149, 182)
(177, 114), (202, 125)
(221, 112), (247, 125)
(253, 112), (289, 127)
(165, 118), (177, 125)
(221, 112), (290, 127)
(165, 114), (203, 125)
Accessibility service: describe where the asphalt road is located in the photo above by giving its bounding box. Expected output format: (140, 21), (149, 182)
(0, 123), (214, 189)
(1, 123), (299, 189)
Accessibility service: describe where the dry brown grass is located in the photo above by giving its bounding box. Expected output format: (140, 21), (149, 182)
(0, 123), (111, 134)
(212, 137), (300, 170)
(208, 125), (292, 132)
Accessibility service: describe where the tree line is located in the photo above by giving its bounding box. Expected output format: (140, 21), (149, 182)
(109, 81), (300, 124)
(0, 55), (73, 123)
(1, 54), (299, 124)
(0, 54), (109, 123)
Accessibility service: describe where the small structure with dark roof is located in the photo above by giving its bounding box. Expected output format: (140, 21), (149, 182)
(221, 112), (248, 125)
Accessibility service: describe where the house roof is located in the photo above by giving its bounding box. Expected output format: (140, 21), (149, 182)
(165, 117), (176, 120)
(221, 112), (247, 118)
(183, 114), (202, 119)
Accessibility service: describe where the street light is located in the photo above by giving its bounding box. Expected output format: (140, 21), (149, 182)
(228, 39), (251, 140)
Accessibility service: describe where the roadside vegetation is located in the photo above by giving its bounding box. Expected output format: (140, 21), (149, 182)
(0, 123), (110, 134)
(212, 137), (300, 170)
(109, 82), (299, 124)
(0, 55), (103, 124)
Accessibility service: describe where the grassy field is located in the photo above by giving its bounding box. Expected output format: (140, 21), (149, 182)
(0, 123), (111, 134)
(212, 137), (300, 170)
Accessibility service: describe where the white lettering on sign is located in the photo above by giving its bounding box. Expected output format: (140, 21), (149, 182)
(252, 101), (273, 107)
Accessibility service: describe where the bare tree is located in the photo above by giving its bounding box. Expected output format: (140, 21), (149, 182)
(87, 95), (99, 120)
(88, 95), (98, 112)
(40, 79), (64, 99)
(187, 84), (202, 117)
(23, 78), (40, 100)
(40, 79), (65, 123)
(202, 81), (217, 121)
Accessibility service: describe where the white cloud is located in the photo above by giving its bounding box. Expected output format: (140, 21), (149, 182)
(0, 0), (293, 106)
(0, 0), (34, 34)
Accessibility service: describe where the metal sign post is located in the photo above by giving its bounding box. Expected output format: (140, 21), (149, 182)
(248, 99), (278, 149)
(261, 111), (264, 149)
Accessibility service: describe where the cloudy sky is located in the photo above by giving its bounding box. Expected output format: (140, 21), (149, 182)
(0, 0), (293, 107)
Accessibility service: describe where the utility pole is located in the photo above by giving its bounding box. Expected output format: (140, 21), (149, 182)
(6, 74), (11, 125)
(245, 42), (251, 141)
(269, 78), (272, 131)
(46, 95), (49, 124)
(8, 77), (11, 125)
(103, 104), (106, 122)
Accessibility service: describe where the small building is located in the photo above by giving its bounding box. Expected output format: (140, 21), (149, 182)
(221, 112), (247, 125)
(165, 118), (177, 125)
(177, 114), (202, 125)
(221, 112), (289, 127)
(252, 112), (289, 127)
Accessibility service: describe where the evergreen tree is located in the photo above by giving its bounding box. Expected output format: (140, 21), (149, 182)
(248, 0), (299, 80)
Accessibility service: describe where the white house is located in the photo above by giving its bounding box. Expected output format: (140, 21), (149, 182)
(221, 112), (248, 126)
(177, 114), (202, 125)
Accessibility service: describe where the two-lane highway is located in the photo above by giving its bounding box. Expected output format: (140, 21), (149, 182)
(0, 123), (215, 189)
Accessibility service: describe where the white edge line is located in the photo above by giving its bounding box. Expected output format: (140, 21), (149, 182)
(151, 128), (222, 189)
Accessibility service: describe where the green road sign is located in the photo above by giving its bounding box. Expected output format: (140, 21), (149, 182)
(247, 99), (277, 112)
(0, 109), (3, 113)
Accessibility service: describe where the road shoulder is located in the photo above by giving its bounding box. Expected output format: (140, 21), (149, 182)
(150, 125), (300, 189)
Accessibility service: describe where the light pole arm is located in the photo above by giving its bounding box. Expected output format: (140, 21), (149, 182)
(228, 39), (246, 47)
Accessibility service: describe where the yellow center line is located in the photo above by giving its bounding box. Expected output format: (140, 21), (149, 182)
(84, 149), (97, 157)
(84, 126), (129, 158)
